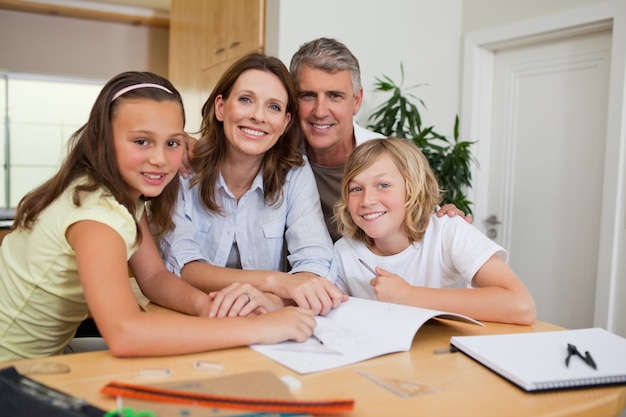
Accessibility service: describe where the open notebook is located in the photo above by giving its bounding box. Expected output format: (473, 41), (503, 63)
(251, 297), (482, 374)
(450, 327), (626, 392)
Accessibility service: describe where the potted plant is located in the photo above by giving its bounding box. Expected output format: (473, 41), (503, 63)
(367, 64), (476, 215)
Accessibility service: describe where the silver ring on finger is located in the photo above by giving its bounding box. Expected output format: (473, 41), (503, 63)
(245, 293), (253, 303)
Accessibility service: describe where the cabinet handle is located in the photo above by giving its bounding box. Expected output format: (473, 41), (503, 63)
(215, 47), (225, 54)
(229, 41), (240, 48)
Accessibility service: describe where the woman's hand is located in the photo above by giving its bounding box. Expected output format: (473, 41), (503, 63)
(208, 282), (283, 318)
(263, 272), (347, 316)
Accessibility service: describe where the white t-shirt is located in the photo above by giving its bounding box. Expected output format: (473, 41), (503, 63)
(328, 214), (507, 299)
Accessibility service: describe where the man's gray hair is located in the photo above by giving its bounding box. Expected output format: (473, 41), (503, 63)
(290, 37), (362, 95)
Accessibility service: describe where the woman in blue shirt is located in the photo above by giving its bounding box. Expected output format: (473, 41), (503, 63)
(162, 53), (346, 317)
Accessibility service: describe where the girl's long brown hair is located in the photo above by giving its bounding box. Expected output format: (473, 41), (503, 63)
(13, 71), (185, 243)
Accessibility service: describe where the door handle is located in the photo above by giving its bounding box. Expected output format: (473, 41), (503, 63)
(485, 215), (502, 225)
(485, 215), (501, 239)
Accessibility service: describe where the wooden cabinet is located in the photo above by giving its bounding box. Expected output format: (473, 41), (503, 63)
(200, 0), (264, 70)
(169, 0), (265, 133)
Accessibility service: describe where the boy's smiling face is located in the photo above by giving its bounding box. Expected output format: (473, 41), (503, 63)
(347, 153), (409, 252)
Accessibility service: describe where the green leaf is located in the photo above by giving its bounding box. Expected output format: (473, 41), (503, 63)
(367, 64), (476, 215)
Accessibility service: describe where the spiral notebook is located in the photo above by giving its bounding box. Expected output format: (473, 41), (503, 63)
(450, 327), (626, 392)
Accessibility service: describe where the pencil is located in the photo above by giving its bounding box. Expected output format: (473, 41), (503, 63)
(358, 258), (378, 276)
(311, 333), (324, 345)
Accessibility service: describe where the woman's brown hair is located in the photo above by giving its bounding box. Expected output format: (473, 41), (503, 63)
(191, 52), (303, 213)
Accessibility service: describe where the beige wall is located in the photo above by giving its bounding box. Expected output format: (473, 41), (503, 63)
(0, 8), (168, 79)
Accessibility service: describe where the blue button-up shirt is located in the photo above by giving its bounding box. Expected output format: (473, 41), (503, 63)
(161, 158), (333, 278)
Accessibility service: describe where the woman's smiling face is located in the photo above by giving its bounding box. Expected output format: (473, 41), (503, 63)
(215, 69), (292, 159)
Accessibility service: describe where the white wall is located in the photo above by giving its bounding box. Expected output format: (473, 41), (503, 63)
(461, 0), (607, 32)
(265, 0), (609, 145)
(266, 0), (463, 139)
(0, 8), (169, 79)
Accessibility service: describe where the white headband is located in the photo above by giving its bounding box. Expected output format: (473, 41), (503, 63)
(111, 83), (173, 101)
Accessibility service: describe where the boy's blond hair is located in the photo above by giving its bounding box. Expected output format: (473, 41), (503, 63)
(334, 137), (442, 245)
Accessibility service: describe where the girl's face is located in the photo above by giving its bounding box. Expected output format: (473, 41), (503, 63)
(215, 69), (291, 159)
(113, 98), (185, 200)
(347, 153), (409, 251)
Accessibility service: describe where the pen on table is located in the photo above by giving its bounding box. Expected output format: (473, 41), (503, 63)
(358, 258), (378, 276)
(311, 333), (324, 345)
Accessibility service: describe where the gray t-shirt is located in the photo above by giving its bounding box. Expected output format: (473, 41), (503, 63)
(310, 162), (344, 242)
(309, 123), (385, 242)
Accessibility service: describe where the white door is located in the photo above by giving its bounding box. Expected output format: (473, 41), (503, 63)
(486, 30), (611, 329)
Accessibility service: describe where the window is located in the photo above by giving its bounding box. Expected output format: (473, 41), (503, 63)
(0, 73), (105, 209)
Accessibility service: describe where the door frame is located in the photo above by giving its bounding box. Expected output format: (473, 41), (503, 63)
(460, 0), (626, 333)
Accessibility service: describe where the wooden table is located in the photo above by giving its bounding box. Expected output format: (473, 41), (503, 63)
(2, 318), (626, 417)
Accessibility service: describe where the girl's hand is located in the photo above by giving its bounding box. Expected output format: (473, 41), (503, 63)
(208, 282), (282, 318)
(253, 306), (316, 344)
(369, 267), (412, 304)
(192, 293), (216, 317)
